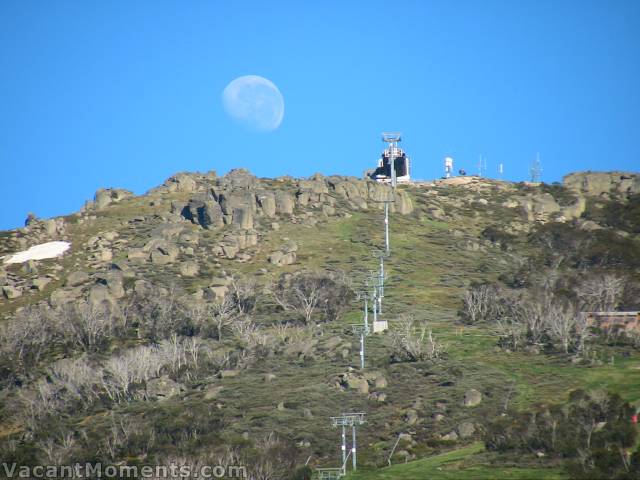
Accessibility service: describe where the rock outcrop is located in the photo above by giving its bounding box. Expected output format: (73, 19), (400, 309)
(563, 172), (640, 198)
(94, 188), (133, 210)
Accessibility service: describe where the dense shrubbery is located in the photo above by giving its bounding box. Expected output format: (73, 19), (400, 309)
(481, 226), (515, 251)
(583, 194), (640, 234)
(271, 270), (353, 324)
(0, 271), (349, 476)
(484, 390), (640, 479)
(530, 222), (640, 270)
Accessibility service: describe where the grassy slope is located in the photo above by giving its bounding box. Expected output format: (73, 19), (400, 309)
(2, 180), (639, 478)
(346, 443), (564, 480)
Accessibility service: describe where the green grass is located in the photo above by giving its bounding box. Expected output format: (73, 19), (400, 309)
(346, 443), (565, 480)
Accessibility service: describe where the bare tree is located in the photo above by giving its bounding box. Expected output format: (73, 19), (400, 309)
(208, 296), (236, 341)
(545, 300), (577, 354)
(577, 274), (625, 312)
(272, 271), (352, 324)
(293, 280), (322, 324)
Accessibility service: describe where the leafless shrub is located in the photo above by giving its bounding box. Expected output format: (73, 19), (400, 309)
(204, 348), (231, 371)
(229, 275), (257, 315)
(0, 306), (57, 375)
(272, 323), (308, 345)
(127, 285), (185, 340)
(390, 315), (443, 362)
(494, 314), (526, 351)
(461, 284), (497, 324)
(36, 429), (76, 465)
(48, 355), (102, 408)
(61, 301), (115, 352)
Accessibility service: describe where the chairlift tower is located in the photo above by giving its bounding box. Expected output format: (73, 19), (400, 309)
(331, 413), (366, 473)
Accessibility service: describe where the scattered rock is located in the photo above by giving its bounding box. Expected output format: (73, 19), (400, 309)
(204, 385), (224, 400)
(463, 388), (482, 407)
(146, 375), (183, 400)
(441, 430), (459, 441)
(32, 277), (51, 291)
(165, 173), (198, 193)
(65, 271), (89, 287)
(232, 207), (254, 229)
(374, 376), (388, 389)
(404, 409), (419, 425)
(275, 192), (295, 214)
(180, 261), (199, 277)
(94, 188), (133, 210)
(457, 421), (476, 438)
(2, 285), (21, 299)
(149, 242), (180, 265)
(183, 199), (224, 229)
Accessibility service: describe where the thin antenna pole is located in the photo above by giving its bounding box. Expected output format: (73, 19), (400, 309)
(372, 284), (378, 324)
(359, 332), (365, 369)
(363, 295), (369, 331)
(352, 425), (357, 470)
(384, 202), (390, 255)
(341, 425), (346, 471)
(379, 255), (385, 313)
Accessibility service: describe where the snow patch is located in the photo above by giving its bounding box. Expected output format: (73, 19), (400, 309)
(3, 241), (71, 264)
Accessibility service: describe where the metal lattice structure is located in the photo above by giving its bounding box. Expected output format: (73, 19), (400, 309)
(315, 468), (344, 480)
(530, 154), (542, 183)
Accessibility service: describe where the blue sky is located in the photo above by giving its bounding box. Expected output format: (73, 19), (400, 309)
(1, 0), (639, 230)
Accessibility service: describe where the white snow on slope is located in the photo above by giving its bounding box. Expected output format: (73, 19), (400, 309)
(2, 241), (71, 264)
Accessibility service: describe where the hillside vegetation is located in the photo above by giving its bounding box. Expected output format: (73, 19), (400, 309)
(1, 169), (639, 479)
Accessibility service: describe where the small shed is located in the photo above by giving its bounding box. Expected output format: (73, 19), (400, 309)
(586, 311), (640, 333)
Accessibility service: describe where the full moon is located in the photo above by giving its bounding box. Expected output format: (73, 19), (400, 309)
(222, 75), (284, 132)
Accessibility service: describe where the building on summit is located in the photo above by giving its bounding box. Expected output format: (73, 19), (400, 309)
(368, 132), (411, 185)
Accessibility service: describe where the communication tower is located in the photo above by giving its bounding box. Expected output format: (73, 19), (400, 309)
(530, 154), (542, 183)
